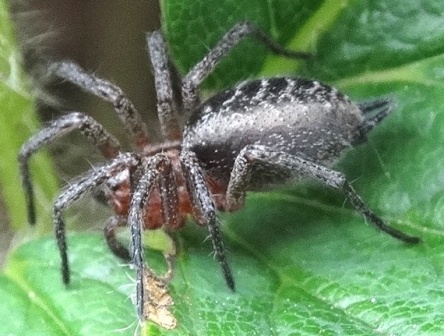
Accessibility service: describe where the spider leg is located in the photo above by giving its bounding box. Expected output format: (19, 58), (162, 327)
(18, 112), (121, 225)
(53, 153), (139, 285)
(50, 61), (150, 148)
(179, 150), (235, 291)
(226, 144), (420, 244)
(129, 154), (180, 319)
(104, 215), (131, 261)
(157, 157), (181, 230)
(128, 155), (164, 319)
(147, 31), (182, 141)
(181, 21), (312, 113)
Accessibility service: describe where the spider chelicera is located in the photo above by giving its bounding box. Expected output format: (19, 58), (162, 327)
(18, 21), (420, 321)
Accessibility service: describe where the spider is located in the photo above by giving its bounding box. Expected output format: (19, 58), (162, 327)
(19, 21), (420, 321)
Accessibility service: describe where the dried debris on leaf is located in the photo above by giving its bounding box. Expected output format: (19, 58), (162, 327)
(142, 254), (177, 329)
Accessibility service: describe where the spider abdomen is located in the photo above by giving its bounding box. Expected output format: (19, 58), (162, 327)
(183, 77), (363, 187)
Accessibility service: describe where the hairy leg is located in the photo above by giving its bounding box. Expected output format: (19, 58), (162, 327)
(50, 61), (150, 148)
(147, 31), (182, 141)
(19, 112), (121, 224)
(226, 144), (420, 244)
(53, 153), (139, 284)
(180, 149), (235, 291)
(181, 21), (311, 113)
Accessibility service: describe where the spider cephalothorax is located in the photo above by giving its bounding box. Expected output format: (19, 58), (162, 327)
(19, 21), (419, 321)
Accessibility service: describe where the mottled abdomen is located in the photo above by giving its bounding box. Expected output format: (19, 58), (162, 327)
(183, 77), (364, 187)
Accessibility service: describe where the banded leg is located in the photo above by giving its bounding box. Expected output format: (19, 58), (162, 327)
(18, 112), (121, 225)
(50, 61), (150, 148)
(180, 150), (235, 291)
(147, 31), (182, 141)
(53, 153), (139, 285)
(128, 154), (180, 319)
(226, 145), (420, 244)
(181, 21), (312, 113)
(104, 215), (130, 260)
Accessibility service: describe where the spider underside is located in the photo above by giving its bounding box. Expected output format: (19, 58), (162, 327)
(19, 21), (420, 322)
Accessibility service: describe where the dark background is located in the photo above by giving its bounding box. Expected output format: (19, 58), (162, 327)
(1, 1), (162, 261)
(15, 0), (162, 143)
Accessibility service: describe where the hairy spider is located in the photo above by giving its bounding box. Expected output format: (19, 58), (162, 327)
(19, 21), (420, 321)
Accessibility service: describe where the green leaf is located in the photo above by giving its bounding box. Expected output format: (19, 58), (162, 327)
(1, 235), (136, 335)
(2, 0), (444, 335)
(0, 0), (58, 231)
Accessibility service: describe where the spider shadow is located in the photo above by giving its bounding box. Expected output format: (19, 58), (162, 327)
(178, 182), (356, 265)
